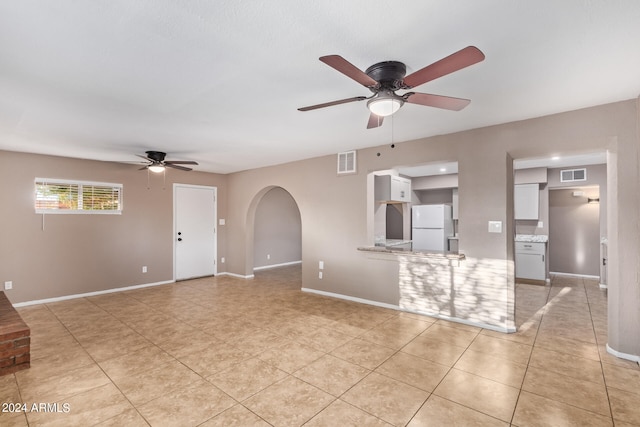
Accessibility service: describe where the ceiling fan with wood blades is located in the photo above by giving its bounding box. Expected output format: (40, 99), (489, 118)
(298, 46), (485, 128)
(136, 151), (198, 173)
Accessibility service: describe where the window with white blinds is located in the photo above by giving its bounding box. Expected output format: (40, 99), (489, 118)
(35, 178), (123, 214)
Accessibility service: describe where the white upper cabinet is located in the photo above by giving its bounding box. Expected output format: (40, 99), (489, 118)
(375, 175), (412, 203)
(514, 183), (539, 220)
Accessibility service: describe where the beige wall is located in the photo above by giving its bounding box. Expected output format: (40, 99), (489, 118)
(549, 187), (601, 275)
(0, 151), (227, 303)
(253, 187), (301, 268)
(226, 99), (638, 355)
(1, 99), (638, 358)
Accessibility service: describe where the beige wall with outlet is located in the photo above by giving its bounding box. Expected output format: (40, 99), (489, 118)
(0, 151), (228, 303)
(1, 99), (638, 358)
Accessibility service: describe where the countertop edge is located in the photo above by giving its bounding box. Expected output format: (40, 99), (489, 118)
(357, 246), (466, 260)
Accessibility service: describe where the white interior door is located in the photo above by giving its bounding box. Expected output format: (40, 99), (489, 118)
(174, 184), (217, 280)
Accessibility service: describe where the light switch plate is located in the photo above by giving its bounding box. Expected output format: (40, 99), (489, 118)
(488, 221), (503, 233)
(219, 219), (225, 225)
(537, 221), (544, 228)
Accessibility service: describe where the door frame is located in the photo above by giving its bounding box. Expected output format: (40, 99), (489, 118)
(173, 183), (218, 281)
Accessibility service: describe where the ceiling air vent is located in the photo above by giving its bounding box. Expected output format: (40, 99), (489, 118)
(337, 150), (356, 175)
(560, 168), (587, 182)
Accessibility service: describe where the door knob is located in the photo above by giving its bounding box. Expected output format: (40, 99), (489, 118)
(178, 232), (182, 235)
(178, 238), (182, 242)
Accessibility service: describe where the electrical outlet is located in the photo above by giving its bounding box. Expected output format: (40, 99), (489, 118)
(318, 271), (323, 279)
(4, 281), (12, 290)
(142, 266), (147, 273)
(537, 221), (544, 228)
(221, 257), (225, 263)
(267, 254), (271, 260)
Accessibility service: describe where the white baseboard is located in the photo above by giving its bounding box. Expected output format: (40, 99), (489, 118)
(550, 271), (600, 280)
(12, 280), (175, 307)
(607, 343), (640, 364)
(301, 288), (515, 333)
(216, 272), (255, 279)
(402, 308), (516, 333)
(253, 260), (302, 271)
(301, 288), (399, 311)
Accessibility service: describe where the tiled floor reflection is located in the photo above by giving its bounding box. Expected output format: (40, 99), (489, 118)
(2, 266), (639, 426)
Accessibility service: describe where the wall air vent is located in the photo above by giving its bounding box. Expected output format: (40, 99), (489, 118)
(560, 168), (587, 182)
(337, 150), (356, 175)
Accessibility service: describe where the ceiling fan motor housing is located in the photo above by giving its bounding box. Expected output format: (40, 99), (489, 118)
(145, 151), (167, 162)
(365, 61), (407, 90)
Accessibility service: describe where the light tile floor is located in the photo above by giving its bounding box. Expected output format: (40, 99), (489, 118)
(1, 266), (639, 426)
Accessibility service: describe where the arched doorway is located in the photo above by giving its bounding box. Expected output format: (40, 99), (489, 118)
(245, 186), (302, 275)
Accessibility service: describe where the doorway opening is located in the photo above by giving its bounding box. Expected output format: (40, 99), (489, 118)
(247, 187), (301, 274)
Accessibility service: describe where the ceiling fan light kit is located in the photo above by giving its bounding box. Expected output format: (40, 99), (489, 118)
(367, 92), (403, 117)
(148, 164), (165, 173)
(298, 46), (485, 128)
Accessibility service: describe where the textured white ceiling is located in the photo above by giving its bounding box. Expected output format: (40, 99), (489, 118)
(1, 1), (639, 173)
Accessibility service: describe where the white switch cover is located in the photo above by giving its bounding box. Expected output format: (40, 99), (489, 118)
(4, 281), (12, 290)
(319, 261), (324, 270)
(142, 266), (147, 273)
(219, 219), (225, 225)
(488, 221), (503, 233)
(318, 271), (323, 279)
(537, 221), (544, 228)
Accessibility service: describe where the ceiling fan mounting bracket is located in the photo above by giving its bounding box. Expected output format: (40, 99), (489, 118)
(365, 61), (406, 91)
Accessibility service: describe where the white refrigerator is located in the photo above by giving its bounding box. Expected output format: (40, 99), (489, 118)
(411, 204), (453, 251)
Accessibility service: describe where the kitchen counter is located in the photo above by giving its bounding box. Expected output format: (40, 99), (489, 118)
(358, 243), (465, 260)
(515, 234), (548, 243)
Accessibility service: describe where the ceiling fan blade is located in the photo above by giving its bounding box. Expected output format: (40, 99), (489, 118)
(366, 113), (384, 129)
(403, 46), (485, 88)
(298, 96), (367, 111)
(136, 154), (153, 161)
(165, 163), (193, 171)
(165, 161), (198, 165)
(405, 92), (471, 111)
(138, 166), (149, 170)
(319, 55), (378, 88)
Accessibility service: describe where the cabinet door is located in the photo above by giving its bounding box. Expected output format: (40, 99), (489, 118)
(390, 176), (411, 202)
(515, 252), (545, 280)
(514, 183), (539, 220)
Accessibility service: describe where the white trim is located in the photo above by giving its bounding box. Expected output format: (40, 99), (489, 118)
(253, 260), (302, 271)
(403, 308), (516, 333)
(302, 288), (399, 310)
(550, 271), (600, 280)
(12, 280), (174, 307)
(301, 288), (515, 333)
(216, 272), (255, 279)
(607, 343), (640, 363)
(35, 177), (123, 188)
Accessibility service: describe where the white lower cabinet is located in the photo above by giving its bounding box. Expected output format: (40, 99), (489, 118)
(515, 242), (546, 281)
